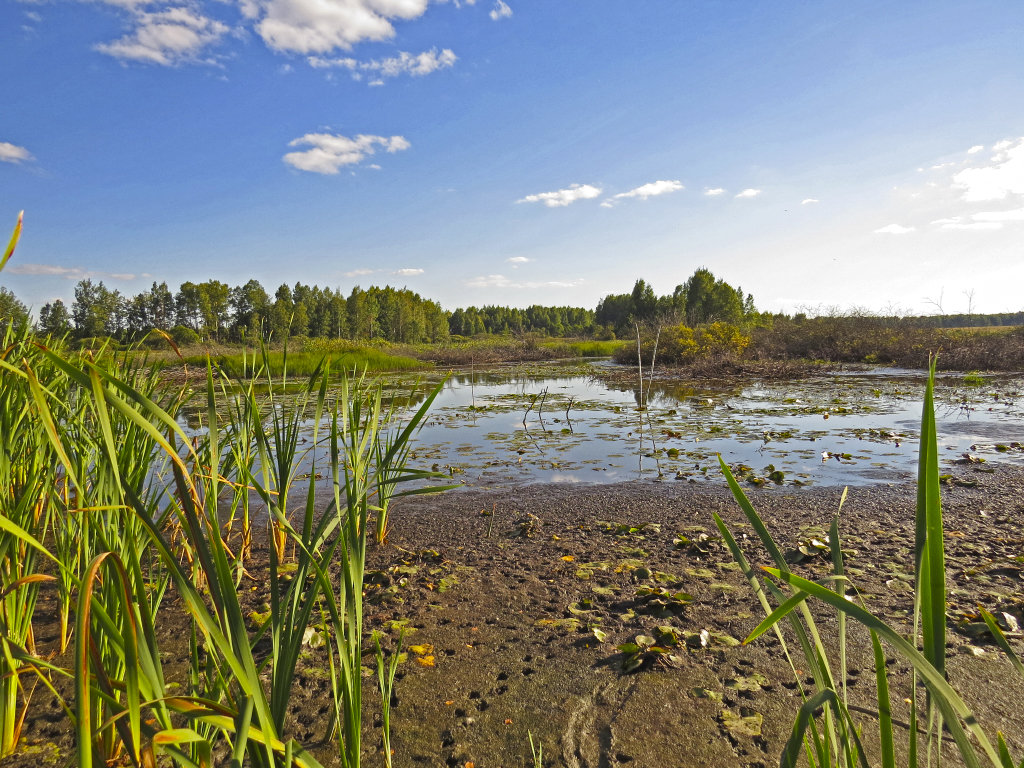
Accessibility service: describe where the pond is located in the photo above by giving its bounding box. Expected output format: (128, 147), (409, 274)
(388, 362), (1024, 489)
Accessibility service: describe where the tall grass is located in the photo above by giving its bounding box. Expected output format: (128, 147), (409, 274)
(182, 346), (428, 377)
(547, 339), (627, 358)
(0, 211), (453, 766)
(718, 357), (1023, 767)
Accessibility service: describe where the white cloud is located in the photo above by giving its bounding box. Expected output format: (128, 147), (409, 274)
(7, 263), (140, 280)
(95, 8), (228, 65)
(939, 220), (1002, 231)
(951, 137), (1024, 202)
(734, 188), (761, 199)
(308, 47), (456, 80)
(465, 274), (583, 289)
(343, 267), (377, 277)
(967, 145), (984, 154)
(489, 1), (512, 20)
(874, 224), (915, 235)
(703, 187), (725, 197)
(801, 198), (819, 205)
(517, 183), (601, 208)
(506, 256), (530, 266)
(306, 55), (359, 70)
(394, 267), (424, 276)
(283, 132), (409, 174)
(931, 213), (1006, 231)
(610, 179), (683, 203)
(244, 0), (431, 54)
(973, 207), (1024, 222)
(0, 142), (32, 164)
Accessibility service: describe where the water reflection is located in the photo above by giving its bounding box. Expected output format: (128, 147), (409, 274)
(397, 365), (1024, 489)
(178, 363), (1024, 491)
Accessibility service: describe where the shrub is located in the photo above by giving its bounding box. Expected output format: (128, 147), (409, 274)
(169, 325), (200, 345)
(615, 321), (751, 366)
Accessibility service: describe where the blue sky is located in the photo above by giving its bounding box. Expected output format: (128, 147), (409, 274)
(3, 0), (1024, 316)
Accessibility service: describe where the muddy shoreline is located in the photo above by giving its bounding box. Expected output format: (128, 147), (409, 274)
(11, 463), (1024, 767)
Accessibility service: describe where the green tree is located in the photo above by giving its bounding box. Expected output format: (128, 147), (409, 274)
(229, 279), (270, 340)
(175, 282), (204, 332)
(37, 299), (72, 337)
(684, 268), (744, 325)
(198, 280), (230, 341)
(0, 286), (29, 331)
(72, 279), (123, 338)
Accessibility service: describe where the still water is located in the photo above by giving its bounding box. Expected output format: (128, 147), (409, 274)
(389, 363), (1024, 489)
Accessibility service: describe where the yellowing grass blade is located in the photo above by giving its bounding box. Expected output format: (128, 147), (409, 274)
(0, 211), (23, 273)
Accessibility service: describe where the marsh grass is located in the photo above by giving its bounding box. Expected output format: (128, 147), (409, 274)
(718, 358), (1024, 767)
(182, 346), (428, 377)
(1, 211), (453, 766)
(550, 339), (627, 357)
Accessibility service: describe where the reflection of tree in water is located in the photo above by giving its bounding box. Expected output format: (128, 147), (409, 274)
(612, 381), (705, 409)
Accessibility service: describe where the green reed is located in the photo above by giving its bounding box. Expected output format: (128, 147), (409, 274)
(2, 207), (447, 766)
(719, 358), (1023, 767)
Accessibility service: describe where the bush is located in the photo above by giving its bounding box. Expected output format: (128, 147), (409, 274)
(615, 321), (750, 366)
(169, 325), (201, 346)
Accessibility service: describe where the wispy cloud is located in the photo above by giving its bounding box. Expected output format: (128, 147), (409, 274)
(801, 198), (819, 205)
(394, 267), (424, 276)
(283, 132), (409, 174)
(342, 268), (377, 278)
(967, 145), (984, 154)
(874, 223), (915, 235)
(95, 7), (228, 65)
(517, 183), (601, 208)
(929, 208), (1024, 231)
(937, 220), (1001, 231)
(506, 256), (531, 266)
(243, 0), (431, 54)
(0, 142), (32, 164)
(703, 187), (725, 197)
(7, 263), (144, 281)
(951, 137), (1024, 202)
(604, 179), (683, 207)
(490, 1), (512, 21)
(308, 47), (456, 81)
(464, 274), (583, 289)
(973, 207), (1024, 222)
(734, 188), (761, 199)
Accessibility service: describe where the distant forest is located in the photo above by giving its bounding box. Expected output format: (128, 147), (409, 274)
(0, 268), (1021, 345)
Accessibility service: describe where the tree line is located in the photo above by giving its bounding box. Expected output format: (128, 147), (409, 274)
(5, 279), (601, 344)
(11, 266), (1016, 346)
(3, 267), (759, 344)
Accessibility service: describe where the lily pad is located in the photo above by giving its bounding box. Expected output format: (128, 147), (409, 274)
(719, 707), (763, 738)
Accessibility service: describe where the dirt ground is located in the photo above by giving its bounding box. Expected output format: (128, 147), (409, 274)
(10, 463), (1024, 768)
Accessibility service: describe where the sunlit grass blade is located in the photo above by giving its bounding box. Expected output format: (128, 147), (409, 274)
(781, 690), (837, 768)
(0, 210), (22, 272)
(916, 356), (946, 681)
(764, 567), (997, 768)
(719, 458), (846, 759)
(870, 630), (895, 768)
(978, 608), (1024, 678)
